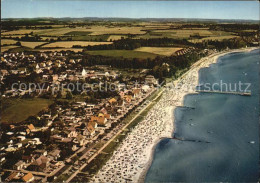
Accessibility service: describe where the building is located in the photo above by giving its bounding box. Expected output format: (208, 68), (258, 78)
(13, 161), (25, 170)
(145, 75), (158, 86)
(21, 173), (34, 182)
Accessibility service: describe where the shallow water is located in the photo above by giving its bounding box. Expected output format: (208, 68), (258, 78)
(145, 49), (259, 182)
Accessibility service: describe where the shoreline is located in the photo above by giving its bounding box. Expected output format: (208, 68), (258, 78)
(138, 46), (259, 183)
(90, 47), (259, 183)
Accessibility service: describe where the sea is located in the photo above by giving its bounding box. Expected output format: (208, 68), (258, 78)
(145, 49), (260, 182)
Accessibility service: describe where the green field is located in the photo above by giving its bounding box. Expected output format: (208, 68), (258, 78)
(63, 31), (110, 41)
(84, 50), (160, 59)
(1, 98), (53, 123)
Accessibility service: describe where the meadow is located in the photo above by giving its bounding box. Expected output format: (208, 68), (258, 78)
(1, 98), (53, 124)
(85, 50), (159, 59)
(1, 39), (17, 45)
(134, 47), (183, 56)
(20, 41), (47, 48)
(42, 41), (113, 48)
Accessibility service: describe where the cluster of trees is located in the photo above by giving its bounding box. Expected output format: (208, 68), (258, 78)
(209, 23), (259, 32)
(194, 38), (247, 51)
(74, 38), (193, 50)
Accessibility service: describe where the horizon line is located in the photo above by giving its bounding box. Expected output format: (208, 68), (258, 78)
(2, 16), (259, 21)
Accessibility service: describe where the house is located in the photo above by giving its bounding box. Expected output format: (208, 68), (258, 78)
(5, 172), (20, 182)
(82, 68), (87, 77)
(132, 88), (141, 98)
(34, 149), (48, 157)
(15, 143), (22, 148)
(104, 113), (111, 119)
(86, 123), (95, 136)
(22, 155), (35, 164)
(21, 173), (34, 182)
(108, 98), (117, 105)
(145, 75), (158, 86)
(48, 149), (61, 160)
(100, 107), (108, 114)
(75, 135), (88, 146)
(29, 156), (49, 172)
(91, 116), (107, 126)
(0, 69), (9, 76)
(117, 100), (125, 108)
(13, 160), (25, 170)
(27, 124), (35, 132)
(124, 95), (132, 103)
(142, 85), (150, 92)
(17, 136), (26, 141)
(66, 127), (78, 138)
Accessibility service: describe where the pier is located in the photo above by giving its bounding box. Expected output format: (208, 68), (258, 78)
(195, 90), (251, 96)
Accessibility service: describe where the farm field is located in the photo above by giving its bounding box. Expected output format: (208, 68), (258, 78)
(20, 41), (47, 48)
(136, 29), (235, 39)
(1, 45), (19, 52)
(64, 31), (110, 41)
(86, 26), (146, 35)
(85, 50), (159, 59)
(1, 29), (50, 35)
(37, 48), (84, 52)
(1, 98), (53, 123)
(189, 35), (239, 43)
(107, 35), (128, 41)
(42, 41), (113, 48)
(134, 47), (183, 56)
(1, 39), (17, 45)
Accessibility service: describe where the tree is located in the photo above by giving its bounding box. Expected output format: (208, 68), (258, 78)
(56, 90), (62, 99)
(66, 91), (73, 99)
(15, 41), (21, 46)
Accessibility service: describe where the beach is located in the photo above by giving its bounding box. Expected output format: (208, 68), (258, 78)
(90, 47), (258, 183)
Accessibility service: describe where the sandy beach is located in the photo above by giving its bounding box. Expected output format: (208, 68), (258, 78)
(90, 47), (258, 183)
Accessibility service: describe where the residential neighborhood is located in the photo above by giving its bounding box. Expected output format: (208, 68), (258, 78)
(0, 51), (159, 182)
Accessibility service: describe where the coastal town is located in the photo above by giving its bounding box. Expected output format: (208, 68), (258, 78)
(0, 50), (163, 182)
(1, 6), (259, 182)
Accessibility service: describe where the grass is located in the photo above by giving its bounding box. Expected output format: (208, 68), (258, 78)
(135, 47), (183, 56)
(1, 46), (20, 52)
(136, 29), (234, 39)
(1, 98), (53, 124)
(6, 46), (32, 52)
(42, 41), (112, 48)
(189, 35), (239, 43)
(1, 39), (17, 45)
(107, 35), (128, 41)
(63, 32), (110, 42)
(87, 26), (146, 36)
(64, 31), (92, 36)
(20, 41), (47, 48)
(85, 50), (160, 59)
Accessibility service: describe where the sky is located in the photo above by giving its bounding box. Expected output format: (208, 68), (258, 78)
(1, 0), (260, 20)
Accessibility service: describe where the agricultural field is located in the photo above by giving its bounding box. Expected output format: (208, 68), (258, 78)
(1, 98), (53, 123)
(1, 45), (19, 52)
(86, 26), (146, 35)
(1, 29), (49, 35)
(136, 29), (235, 39)
(1, 39), (17, 45)
(64, 31), (110, 41)
(20, 41), (47, 48)
(42, 41), (113, 48)
(189, 35), (239, 43)
(85, 50), (159, 59)
(36, 48), (83, 52)
(135, 47), (183, 56)
(107, 35), (128, 41)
